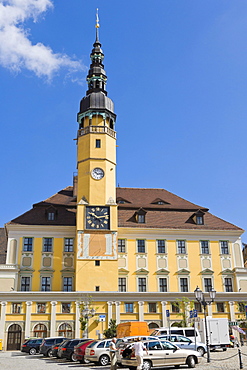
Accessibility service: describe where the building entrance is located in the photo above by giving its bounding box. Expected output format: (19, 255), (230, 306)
(7, 324), (22, 350)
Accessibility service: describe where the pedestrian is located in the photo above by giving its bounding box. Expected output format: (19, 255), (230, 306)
(109, 337), (117, 370)
(133, 337), (148, 370)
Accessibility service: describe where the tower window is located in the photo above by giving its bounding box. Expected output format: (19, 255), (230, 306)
(95, 260), (100, 266)
(95, 286), (100, 291)
(96, 139), (101, 148)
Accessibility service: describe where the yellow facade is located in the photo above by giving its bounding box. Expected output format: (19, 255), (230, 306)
(0, 26), (247, 352)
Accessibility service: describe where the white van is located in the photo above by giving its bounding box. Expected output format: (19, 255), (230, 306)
(151, 327), (201, 342)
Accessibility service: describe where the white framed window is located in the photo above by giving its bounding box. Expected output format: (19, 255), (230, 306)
(224, 277), (233, 292)
(138, 277), (147, 292)
(20, 276), (31, 291)
(220, 241), (229, 255)
(200, 240), (210, 254)
(41, 276), (51, 291)
(180, 277), (188, 292)
(63, 277), (73, 291)
(23, 237), (33, 252)
(157, 240), (166, 254)
(43, 238), (53, 252)
(177, 240), (186, 254)
(118, 239), (126, 253)
(118, 277), (127, 292)
(204, 277), (212, 292)
(159, 277), (168, 292)
(137, 239), (146, 253)
(64, 238), (74, 252)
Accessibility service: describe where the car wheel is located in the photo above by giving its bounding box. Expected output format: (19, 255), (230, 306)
(70, 353), (77, 362)
(174, 366), (180, 369)
(129, 367), (137, 370)
(223, 348), (227, 352)
(186, 356), (196, 368)
(29, 348), (37, 355)
(197, 347), (205, 356)
(47, 349), (53, 357)
(143, 360), (152, 370)
(99, 354), (110, 366)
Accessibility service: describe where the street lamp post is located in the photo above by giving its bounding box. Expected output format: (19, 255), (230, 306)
(194, 286), (216, 363)
(82, 304), (96, 338)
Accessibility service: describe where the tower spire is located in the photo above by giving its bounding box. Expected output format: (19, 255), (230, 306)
(95, 8), (100, 42)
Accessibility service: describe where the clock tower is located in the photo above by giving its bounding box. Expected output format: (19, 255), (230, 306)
(75, 14), (118, 291)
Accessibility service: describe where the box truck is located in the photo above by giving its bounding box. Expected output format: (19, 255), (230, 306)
(198, 317), (230, 351)
(116, 321), (150, 338)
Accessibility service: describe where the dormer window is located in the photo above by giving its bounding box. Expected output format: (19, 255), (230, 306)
(157, 201), (164, 205)
(47, 212), (55, 221)
(135, 208), (147, 223)
(138, 214), (145, 223)
(46, 206), (57, 221)
(196, 215), (204, 225)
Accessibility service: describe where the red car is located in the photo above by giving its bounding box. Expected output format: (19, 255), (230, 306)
(74, 339), (94, 363)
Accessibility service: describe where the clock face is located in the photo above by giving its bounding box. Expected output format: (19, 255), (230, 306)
(86, 206), (110, 230)
(91, 167), (104, 180)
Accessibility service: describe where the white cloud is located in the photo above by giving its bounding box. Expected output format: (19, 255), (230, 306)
(0, 0), (83, 80)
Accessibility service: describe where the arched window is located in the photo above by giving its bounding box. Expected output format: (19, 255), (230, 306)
(33, 323), (47, 338)
(148, 322), (159, 330)
(58, 323), (72, 338)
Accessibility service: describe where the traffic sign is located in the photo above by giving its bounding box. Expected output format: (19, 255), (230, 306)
(166, 309), (170, 318)
(99, 315), (106, 322)
(189, 310), (193, 319)
(193, 309), (198, 318)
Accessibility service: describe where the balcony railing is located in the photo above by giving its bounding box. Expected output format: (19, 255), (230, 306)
(78, 125), (116, 139)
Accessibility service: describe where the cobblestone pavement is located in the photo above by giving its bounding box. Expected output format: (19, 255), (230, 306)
(1, 347), (247, 370)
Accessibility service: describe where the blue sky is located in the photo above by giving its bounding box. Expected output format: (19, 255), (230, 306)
(1, 0), (247, 241)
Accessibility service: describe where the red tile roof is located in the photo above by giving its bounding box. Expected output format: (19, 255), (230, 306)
(7, 186), (243, 232)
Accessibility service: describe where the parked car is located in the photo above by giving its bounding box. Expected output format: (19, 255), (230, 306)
(58, 338), (89, 362)
(158, 335), (207, 356)
(51, 339), (68, 358)
(116, 336), (157, 365)
(74, 339), (94, 363)
(85, 339), (112, 366)
(39, 337), (68, 357)
(152, 327), (201, 342)
(121, 339), (201, 369)
(21, 338), (43, 355)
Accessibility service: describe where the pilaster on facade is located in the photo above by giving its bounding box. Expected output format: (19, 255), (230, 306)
(107, 301), (113, 325)
(75, 301), (81, 338)
(0, 301), (7, 349)
(207, 303), (213, 316)
(161, 301), (168, 327)
(50, 301), (57, 336)
(229, 301), (236, 321)
(115, 301), (121, 324)
(138, 301), (144, 321)
(25, 301), (32, 338)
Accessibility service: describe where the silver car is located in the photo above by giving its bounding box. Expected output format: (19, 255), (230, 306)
(121, 339), (201, 369)
(85, 339), (112, 366)
(158, 335), (207, 356)
(116, 336), (157, 365)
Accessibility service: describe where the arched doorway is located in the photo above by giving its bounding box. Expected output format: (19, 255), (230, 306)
(58, 323), (72, 338)
(33, 323), (47, 338)
(7, 324), (22, 350)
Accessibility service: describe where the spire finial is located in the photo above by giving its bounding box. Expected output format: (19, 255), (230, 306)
(95, 8), (100, 41)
